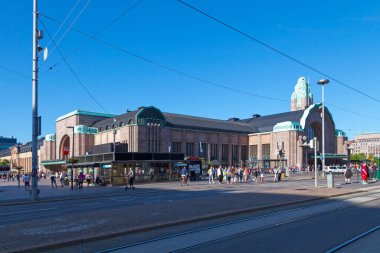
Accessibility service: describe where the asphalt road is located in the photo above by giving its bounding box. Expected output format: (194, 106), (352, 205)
(41, 189), (380, 253)
(0, 179), (326, 226)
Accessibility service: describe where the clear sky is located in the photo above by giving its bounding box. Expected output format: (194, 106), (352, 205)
(1, 0), (380, 143)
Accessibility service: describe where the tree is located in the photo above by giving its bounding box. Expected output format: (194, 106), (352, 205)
(0, 159), (10, 165)
(351, 153), (367, 162)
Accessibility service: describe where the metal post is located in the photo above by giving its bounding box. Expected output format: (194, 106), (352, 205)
(71, 127), (74, 190)
(31, 0), (39, 201)
(321, 84), (325, 178)
(314, 137), (317, 187)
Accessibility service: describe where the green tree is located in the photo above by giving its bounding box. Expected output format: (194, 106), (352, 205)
(350, 153), (367, 162)
(0, 159), (10, 165)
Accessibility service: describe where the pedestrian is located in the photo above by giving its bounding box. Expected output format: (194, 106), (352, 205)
(208, 166), (215, 184)
(273, 167), (278, 182)
(78, 172), (85, 189)
(259, 168), (264, 183)
(23, 173), (30, 191)
(227, 167), (232, 184)
(85, 173), (92, 187)
(217, 166), (223, 184)
(50, 173), (57, 188)
(344, 166), (352, 184)
(16, 172), (21, 187)
(59, 171), (66, 187)
(277, 167), (282, 182)
(125, 168), (135, 190)
(252, 168), (258, 182)
(361, 163), (369, 185)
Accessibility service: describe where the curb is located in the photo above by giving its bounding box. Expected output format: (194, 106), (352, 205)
(12, 189), (366, 253)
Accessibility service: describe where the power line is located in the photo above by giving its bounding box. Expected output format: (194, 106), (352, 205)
(49, 0), (92, 57)
(40, 13), (288, 102)
(39, 10), (380, 122)
(0, 65), (30, 79)
(39, 18), (109, 113)
(176, 0), (380, 104)
(45, 0), (81, 49)
(41, 0), (144, 75)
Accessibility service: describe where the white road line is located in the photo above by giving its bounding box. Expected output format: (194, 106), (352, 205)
(0, 207), (57, 216)
(79, 202), (100, 206)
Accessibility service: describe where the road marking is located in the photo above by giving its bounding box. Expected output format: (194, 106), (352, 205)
(0, 207), (57, 216)
(79, 202), (100, 206)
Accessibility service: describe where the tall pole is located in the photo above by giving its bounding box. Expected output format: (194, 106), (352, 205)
(322, 84), (325, 179)
(71, 127), (74, 190)
(31, 0), (39, 201)
(314, 137), (317, 187)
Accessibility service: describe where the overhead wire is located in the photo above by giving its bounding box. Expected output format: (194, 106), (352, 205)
(0, 65), (30, 80)
(48, 0), (92, 57)
(44, 0), (81, 50)
(41, 0), (145, 75)
(176, 0), (380, 104)
(39, 13), (288, 102)
(39, 18), (109, 113)
(38, 6), (380, 122)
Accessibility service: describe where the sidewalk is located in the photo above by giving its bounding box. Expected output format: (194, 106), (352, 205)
(0, 174), (376, 205)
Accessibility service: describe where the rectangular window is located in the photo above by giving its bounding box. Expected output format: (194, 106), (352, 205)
(210, 144), (218, 160)
(241, 145), (248, 161)
(262, 144), (270, 159)
(232, 145), (239, 163)
(200, 142), (207, 158)
(250, 145), (258, 160)
(222, 144), (229, 162)
(186, 142), (194, 157)
(172, 142), (181, 153)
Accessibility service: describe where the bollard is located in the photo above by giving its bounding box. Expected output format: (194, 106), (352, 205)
(327, 173), (334, 188)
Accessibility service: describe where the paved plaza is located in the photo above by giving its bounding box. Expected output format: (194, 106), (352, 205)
(1, 173), (379, 252)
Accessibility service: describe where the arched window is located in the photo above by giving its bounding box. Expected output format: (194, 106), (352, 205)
(128, 119), (133, 124)
(105, 126), (109, 130)
(119, 122), (124, 127)
(99, 127), (103, 132)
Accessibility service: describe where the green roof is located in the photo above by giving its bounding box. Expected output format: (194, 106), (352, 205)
(56, 110), (116, 122)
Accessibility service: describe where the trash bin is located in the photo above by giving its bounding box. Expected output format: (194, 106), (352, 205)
(327, 172), (334, 188)
(376, 169), (380, 180)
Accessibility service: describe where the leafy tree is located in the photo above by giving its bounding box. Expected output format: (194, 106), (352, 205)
(0, 159), (10, 165)
(350, 153), (367, 162)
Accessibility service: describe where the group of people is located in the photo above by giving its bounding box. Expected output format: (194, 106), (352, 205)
(358, 163), (378, 185)
(207, 166), (276, 184)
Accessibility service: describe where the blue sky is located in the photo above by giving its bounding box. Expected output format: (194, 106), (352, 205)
(1, 0), (380, 142)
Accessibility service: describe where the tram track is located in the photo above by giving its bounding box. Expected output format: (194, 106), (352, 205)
(97, 191), (380, 253)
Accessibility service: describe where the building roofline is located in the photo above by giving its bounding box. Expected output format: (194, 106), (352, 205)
(56, 110), (117, 122)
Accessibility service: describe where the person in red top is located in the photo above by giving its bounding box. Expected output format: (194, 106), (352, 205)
(361, 163), (369, 185)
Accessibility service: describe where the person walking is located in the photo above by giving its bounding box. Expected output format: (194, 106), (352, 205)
(16, 172), (21, 187)
(78, 172), (85, 189)
(125, 168), (135, 190)
(252, 168), (258, 183)
(277, 167), (282, 182)
(259, 168), (264, 183)
(273, 167), (278, 182)
(50, 173), (58, 188)
(361, 163), (369, 185)
(217, 166), (223, 184)
(59, 171), (66, 187)
(208, 166), (215, 184)
(344, 166), (352, 184)
(23, 173), (30, 191)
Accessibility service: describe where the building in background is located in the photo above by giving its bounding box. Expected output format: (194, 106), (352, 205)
(0, 77), (349, 184)
(350, 133), (380, 157)
(0, 136), (17, 151)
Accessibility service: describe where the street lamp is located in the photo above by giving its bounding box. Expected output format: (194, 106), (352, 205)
(67, 126), (75, 190)
(317, 79), (329, 177)
(113, 118), (117, 162)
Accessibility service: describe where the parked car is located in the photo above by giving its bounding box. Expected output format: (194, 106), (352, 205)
(324, 166), (345, 174)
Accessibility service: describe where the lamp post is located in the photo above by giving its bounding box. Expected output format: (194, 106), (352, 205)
(113, 118), (117, 162)
(317, 79), (329, 177)
(67, 126), (75, 190)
